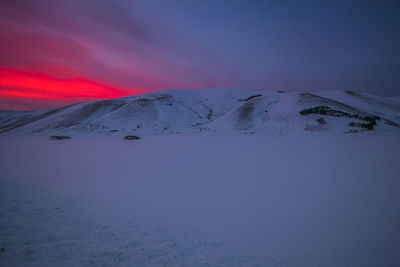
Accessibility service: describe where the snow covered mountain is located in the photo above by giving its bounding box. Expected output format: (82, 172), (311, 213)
(0, 87), (399, 136)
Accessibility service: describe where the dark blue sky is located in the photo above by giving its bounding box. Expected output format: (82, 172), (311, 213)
(0, 0), (399, 109)
(136, 0), (400, 94)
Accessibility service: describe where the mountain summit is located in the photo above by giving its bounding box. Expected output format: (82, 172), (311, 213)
(0, 88), (399, 136)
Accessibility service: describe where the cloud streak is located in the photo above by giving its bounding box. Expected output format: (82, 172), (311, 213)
(0, 0), (399, 109)
(0, 0), (229, 109)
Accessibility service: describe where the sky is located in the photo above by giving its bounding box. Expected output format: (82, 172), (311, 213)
(0, 0), (399, 110)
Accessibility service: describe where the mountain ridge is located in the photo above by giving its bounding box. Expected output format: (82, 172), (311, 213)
(0, 87), (399, 136)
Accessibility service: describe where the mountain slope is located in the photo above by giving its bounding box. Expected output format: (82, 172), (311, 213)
(0, 87), (399, 136)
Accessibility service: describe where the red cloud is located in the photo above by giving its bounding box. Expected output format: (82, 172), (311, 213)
(0, 67), (136, 102)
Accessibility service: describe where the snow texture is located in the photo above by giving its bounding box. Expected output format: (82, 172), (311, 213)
(1, 135), (400, 266)
(1, 88), (399, 266)
(0, 87), (399, 136)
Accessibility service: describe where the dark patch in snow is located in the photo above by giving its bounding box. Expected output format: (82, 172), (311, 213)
(238, 94), (262, 102)
(304, 124), (324, 132)
(298, 93), (366, 115)
(155, 94), (173, 102)
(235, 102), (255, 130)
(316, 118), (327, 125)
(123, 135), (141, 140)
(49, 136), (71, 140)
(382, 119), (400, 128)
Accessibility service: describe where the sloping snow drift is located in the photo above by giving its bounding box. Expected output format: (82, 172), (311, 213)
(1, 135), (400, 266)
(0, 87), (399, 136)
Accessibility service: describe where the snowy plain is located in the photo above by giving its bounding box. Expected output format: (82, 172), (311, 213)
(1, 134), (400, 266)
(1, 87), (400, 266)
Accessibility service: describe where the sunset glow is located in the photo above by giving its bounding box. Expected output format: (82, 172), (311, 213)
(0, 2), (399, 266)
(0, 68), (131, 100)
(0, 0), (398, 110)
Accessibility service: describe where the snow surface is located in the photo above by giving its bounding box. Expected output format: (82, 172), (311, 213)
(1, 135), (400, 266)
(1, 87), (399, 136)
